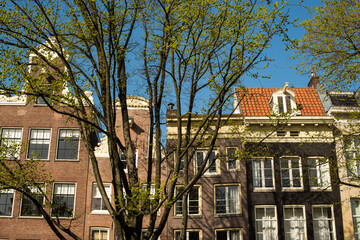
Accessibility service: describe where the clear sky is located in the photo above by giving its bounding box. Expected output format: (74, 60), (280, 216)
(243, 0), (323, 89)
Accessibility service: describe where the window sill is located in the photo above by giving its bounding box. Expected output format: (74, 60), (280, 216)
(202, 173), (221, 177)
(281, 188), (304, 192)
(26, 158), (50, 161)
(18, 216), (43, 219)
(173, 214), (202, 218)
(91, 211), (110, 215)
(54, 159), (80, 162)
(214, 213), (242, 217)
(0, 216), (13, 218)
(253, 188), (276, 192)
(310, 187), (332, 192)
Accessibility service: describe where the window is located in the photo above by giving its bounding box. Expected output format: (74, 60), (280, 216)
(308, 157), (331, 190)
(179, 157), (184, 171)
(252, 158), (274, 190)
(90, 227), (109, 240)
(120, 150), (137, 172)
(174, 230), (201, 240)
(215, 185), (240, 215)
(284, 206), (306, 240)
(277, 131), (286, 137)
(216, 229), (241, 240)
(27, 129), (51, 159)
(51, 183), (75, 218)
(35, 96), (49, 105)
(280, 157), (303, 189)
(1, 128), (22, 159)
(290, 131), (299, 137)
(278, 95), (292, 113)
(312, 206), (335, 240)
(345, 137), (360, 177)
(351, 199), (360, 240)
(269, 83), (299, 115)
(56, 129), (80, 160)
(20, 184), (45, 217)
(227, 148), (238, 170)
(195, 150), (218, 175)
(91, 183), (111, 214)
(141, 184), (159, 215)
(255, 206), (277, 240)
(0, 188), (14, 216)
(175, 186), (200, 216)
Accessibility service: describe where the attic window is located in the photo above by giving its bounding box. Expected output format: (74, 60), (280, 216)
(270, 82), (300, 115)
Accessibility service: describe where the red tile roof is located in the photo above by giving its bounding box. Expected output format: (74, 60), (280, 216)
(236, 87), (326, 116)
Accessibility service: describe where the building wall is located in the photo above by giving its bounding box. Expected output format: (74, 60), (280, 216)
(246, 142), (343, 240)
(165, 138), (249, 240)
(0, 100), (91, 239)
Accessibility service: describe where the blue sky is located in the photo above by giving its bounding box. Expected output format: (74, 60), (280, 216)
(243, 0), (322, 89)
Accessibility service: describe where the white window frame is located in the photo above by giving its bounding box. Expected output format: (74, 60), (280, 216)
(51, 182), (76, 218)
(0, 127), (22, 159)
(345, 136), (360, 177)
(174, 185), (201, 216)
(55, 129), (80, 161)
(252, 157), (275, 190)
(280, 156), (303, 190)
(227, 147), (239, 171)
(283, 205), (306, 240)
(26, 128), (51, 160)
(174, 229), (202, 240)
(351, 199), (360, 240)
(90, 227), (109, 240)
(215, 228), (242, 240)
(0, 188), (15, 217)
(214, 184), (241, 215)
(255, 205), (278, 240)
(91, 183), (111, 214)
(312, 205), (336, 240)
(307, 157), (331, 190)
(194, 150), (219, 175)
(19, 184), (45, 218)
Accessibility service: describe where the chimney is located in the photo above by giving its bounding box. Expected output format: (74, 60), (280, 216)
(308, 71), (320, 88)
(167, 103), (176, 117)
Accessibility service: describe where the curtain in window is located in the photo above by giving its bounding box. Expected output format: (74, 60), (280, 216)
(228, 186), (238, 213)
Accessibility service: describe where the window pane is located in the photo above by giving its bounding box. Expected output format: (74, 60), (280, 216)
(253, 159), (273, 189)
(0, 191), (14, 216)
(278, 96), (284, 113)
(284, 206), (305, 240)
(352, 199), (360, 240)
(285, 95), (291, 113)
(92, 184), (110, 213)
(27, 129), (51, 159)
(91, 229), (108, 240)
(313, 206), (334, 240)
(20, 185), (44, 217)
(57, 129), (79, 160)
(281, 158), (302, 189)
(51, 183), (75, 217)
(175, 187), (199, 216)
(255, 206), (277, 240)
(1, 128), (22, 159)
(215, 186), (239, 214)
(227, 148), (237, 170)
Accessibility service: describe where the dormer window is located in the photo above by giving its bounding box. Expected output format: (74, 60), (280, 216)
(270, 82), (300, 115)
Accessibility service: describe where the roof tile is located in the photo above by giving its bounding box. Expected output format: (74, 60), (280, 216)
(236, 87), (326, 116)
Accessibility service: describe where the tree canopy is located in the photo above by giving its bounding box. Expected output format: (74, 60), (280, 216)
(0, 0), (290, 239)
(294, 0), (360, 90)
